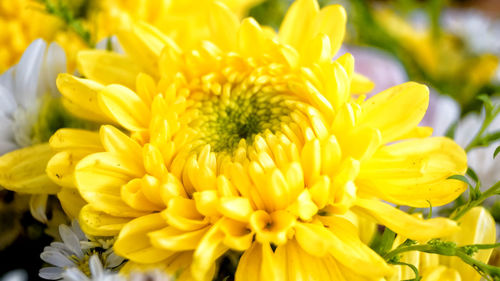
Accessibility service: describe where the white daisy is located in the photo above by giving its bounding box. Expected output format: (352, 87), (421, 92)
(0, 38), (66, 154)
(39, 220), (124, 281)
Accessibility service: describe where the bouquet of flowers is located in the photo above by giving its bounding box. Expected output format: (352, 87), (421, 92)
(0, 0), (499, 280)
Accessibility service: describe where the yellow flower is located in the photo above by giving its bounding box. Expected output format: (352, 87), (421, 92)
(0, 0), (88, 72)
(0, 0), (467, 279)
(95, 0), (264, 49)
(388, 207), (496, 281)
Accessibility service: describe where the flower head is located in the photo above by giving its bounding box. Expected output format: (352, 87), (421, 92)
(47, 0), (467, 280)
(40, 220), (124, 280)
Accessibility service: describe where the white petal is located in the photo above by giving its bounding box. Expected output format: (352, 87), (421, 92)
(61, 268), (89, 281)
(0, 83), (17, 118)
(88, 255), (104, 278)
(14, 39), (47, 108)
(43, 42), (67, 97)
(104, 253), (124, 268)
(0, 68), (14, 93)
(40, 250), (75, 267)
(39, 267), (64, 280)
(59, 225), (84, 259)
(71, 220), (87, 241)
(30, 194), (49, 223)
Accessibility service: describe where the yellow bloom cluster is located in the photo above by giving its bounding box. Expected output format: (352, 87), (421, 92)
(0, 0), (475, 280)
(0, 0), (89, 72)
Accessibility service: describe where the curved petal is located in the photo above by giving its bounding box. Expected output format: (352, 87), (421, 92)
(77, 50), (142, 89)
(209, 2), (239, 52)
(56, 74), (112, 123)
(443, 207), (496, 281)
(114, 213), (174, 263)
(326, 217), (393, 278)
(0, 143), (60, 194)
(358, 137), (467, 207)
(79, 204), (132, 236)
(358, 82), (429, 143)
(98, 84), (151, 132)
(354, 198), (459, 240)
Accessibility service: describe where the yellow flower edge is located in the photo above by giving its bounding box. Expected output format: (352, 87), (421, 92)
(36, 0), (469, 280)
(388, 207), (496, 281)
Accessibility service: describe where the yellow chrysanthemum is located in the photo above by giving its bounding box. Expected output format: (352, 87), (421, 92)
(0, 0), (88, 72)
(11, 0), (465, 280)
(388, 207), (496, 281)
(96, 0), (263, 48)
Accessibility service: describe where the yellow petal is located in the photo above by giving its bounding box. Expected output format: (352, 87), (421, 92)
(57, 188), (86, 219)
(118, 22), (180, 75)
(359, 82), (429, 143)
(309, 4), (346, 57)
(49, 129), (102, 152)
(100, 125), (142, 163)
(218, 197), (254, 222)
(77, 50), (142, 89)
(0, 144), (60, 194)
(275, 239), (348, 281)
(98, 84), (151, 132)
(163, 197), (207, 231)
(358, 137), (467, 207)
(279, 0), (319, 51)
(56, 74), (112, 123)
(29, 194), (48, 223)
(150, 225), (210, 251)
(294, 222), (332, 257)
(443, 207), (496, 281)
(421, 266), (462, 281)
(326, 216), (393, 278)
(79, 204), (132, 236)
(250, 210), (295, 246)
(354, 198), (459, 240)
(351, 72), (375, 95)
(209, 2), (239, 51)
(192, 222), (228, 281)
(75, 152), (146, 216)
(47, 150), (90, 188)
(121, 178), (163, 211)
(114, 213), (174, 263)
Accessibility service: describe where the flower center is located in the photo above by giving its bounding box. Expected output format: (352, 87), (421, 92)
(189, 84), (293, 153)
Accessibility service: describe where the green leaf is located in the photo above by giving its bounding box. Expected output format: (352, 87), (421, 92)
(448, 175), (471, 186)
(372, 227), (396, 256)
(494, 145), (500, 159)
(477, 94), (494, 113)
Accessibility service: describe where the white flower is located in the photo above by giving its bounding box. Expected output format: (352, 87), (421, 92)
(442, 9), (500, 56)
(0, 39), (66, 155)
(39, 221), (124, 280)
(442, 9), (500, 84)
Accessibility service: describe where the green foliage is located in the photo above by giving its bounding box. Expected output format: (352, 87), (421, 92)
(384, 239), (500, 281)
(37, 0), (94, 47)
